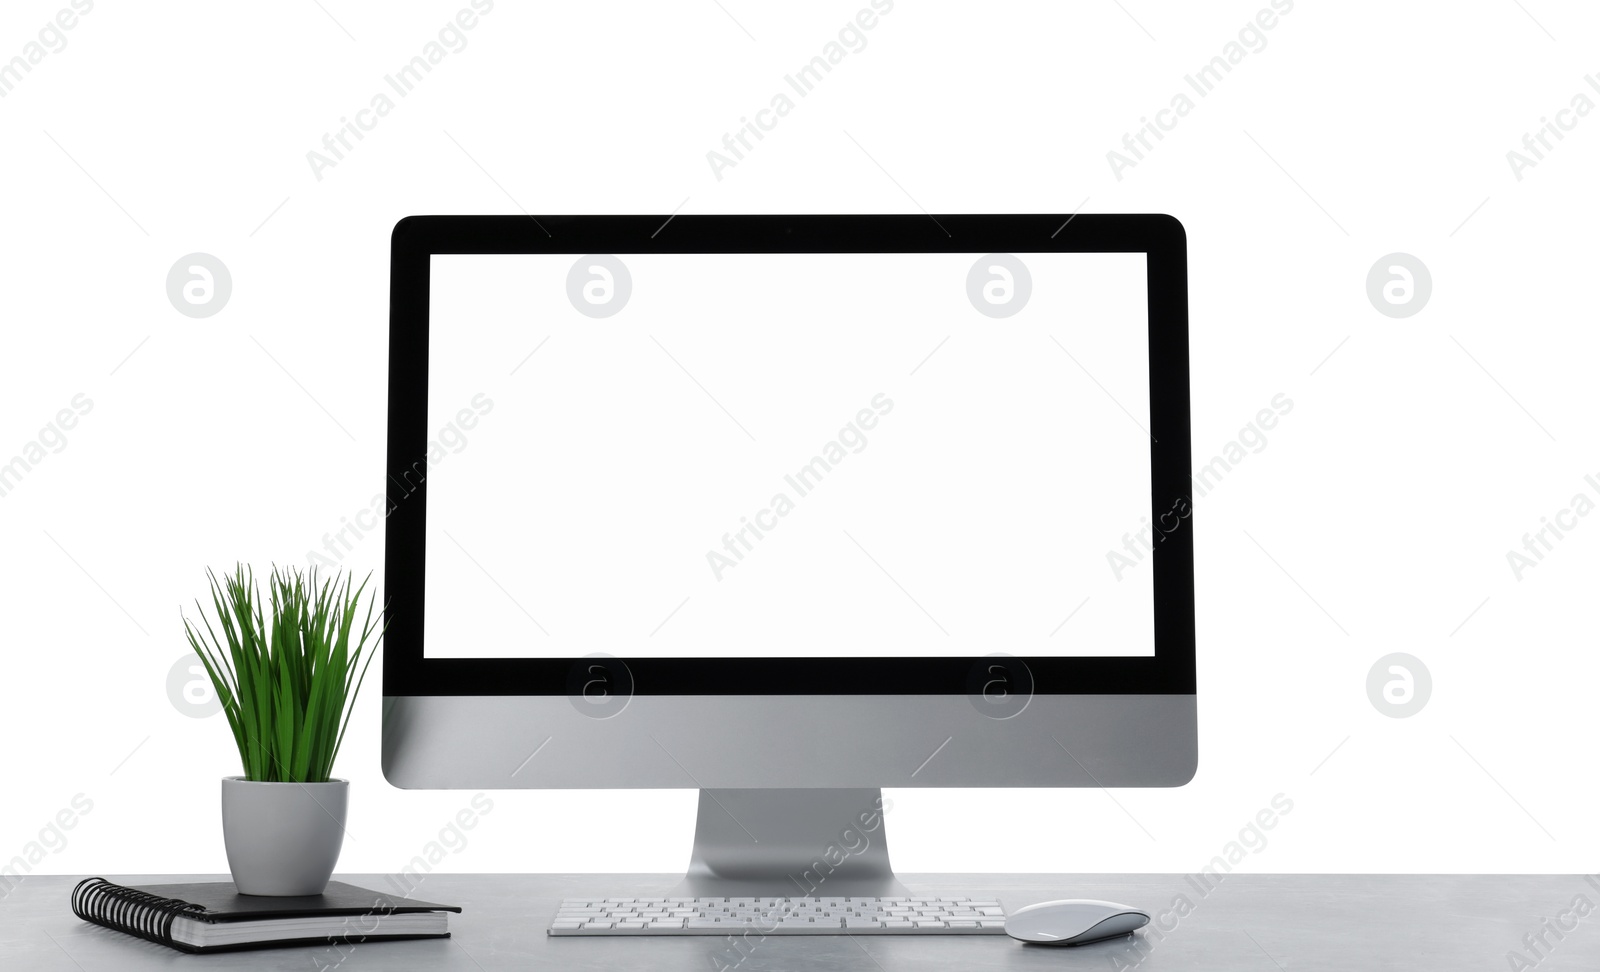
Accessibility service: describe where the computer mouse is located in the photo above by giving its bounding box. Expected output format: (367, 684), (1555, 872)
(1004, 899), (1150, 946)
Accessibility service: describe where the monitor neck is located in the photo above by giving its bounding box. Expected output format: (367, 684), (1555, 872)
(677, 788), (907, 897)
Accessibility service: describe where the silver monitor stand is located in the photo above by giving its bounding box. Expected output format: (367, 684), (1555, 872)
(678, 788), (907, 897)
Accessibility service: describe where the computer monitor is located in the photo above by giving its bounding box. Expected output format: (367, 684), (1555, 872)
(382, 214), (1195, 894)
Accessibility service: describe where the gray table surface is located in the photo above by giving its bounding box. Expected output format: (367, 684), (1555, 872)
(4, 873), (1597, 970)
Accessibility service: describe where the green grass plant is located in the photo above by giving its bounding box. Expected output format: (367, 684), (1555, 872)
(182, 565), (383, 783)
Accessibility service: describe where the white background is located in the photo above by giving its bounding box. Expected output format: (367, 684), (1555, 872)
(1, 0), (1597, 881)
(426, 253), (1153, 659)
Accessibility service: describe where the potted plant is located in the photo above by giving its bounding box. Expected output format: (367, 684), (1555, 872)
(183, 565), (382, 896)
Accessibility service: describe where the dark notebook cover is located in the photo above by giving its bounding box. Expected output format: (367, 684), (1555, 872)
(72, 877), (461, 954)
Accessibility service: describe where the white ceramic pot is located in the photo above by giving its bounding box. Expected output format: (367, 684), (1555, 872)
(221, 777), (348, 896)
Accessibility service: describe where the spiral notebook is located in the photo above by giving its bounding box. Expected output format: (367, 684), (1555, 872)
(71, 878), (460, 954)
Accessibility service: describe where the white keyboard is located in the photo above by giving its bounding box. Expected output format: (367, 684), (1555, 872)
(549, 896), (1008, 936)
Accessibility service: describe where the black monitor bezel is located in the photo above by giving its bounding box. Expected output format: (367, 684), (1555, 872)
(385, 214), (1193, 696)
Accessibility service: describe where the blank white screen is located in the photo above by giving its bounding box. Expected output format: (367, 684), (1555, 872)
(424, 252), (1153, 658)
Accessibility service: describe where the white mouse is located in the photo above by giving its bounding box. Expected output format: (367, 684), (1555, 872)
(1004, 899), (1150, 946)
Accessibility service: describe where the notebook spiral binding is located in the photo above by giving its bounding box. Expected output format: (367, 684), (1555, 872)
(71, 877), (213, 949)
